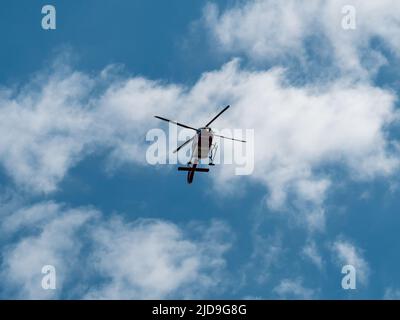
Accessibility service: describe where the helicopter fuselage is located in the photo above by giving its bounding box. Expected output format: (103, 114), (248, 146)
(190, 128), (213, 162)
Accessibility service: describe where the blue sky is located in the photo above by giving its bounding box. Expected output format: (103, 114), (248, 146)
(0, 0), (400, 299)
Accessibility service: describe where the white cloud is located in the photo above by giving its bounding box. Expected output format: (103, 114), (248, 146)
(199, 0), (400, 230)
(384, 288), (400, 300)
(204, 60), (398, 230)
(204, 0), (400, 77)
(302, 241), (324, 270)
(0, 203), (98, 299)
(2, 201), (61, 233)
(86, 219), (230, 299)
(0, 58), (398, 232)
(0, 67), (185, 193)
(244, 232), (283, 285)
(331, 238), (370, 286)
(0, 201), (231, 299)
(204, 0), (317, 61)
(273, 278), (315, 299)
(1, 2), (399, 231)
(1, 0), (399, 300)
(0, 71), (95, 193)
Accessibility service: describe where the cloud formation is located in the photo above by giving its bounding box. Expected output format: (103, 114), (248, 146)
(331, 238), (370, 286)
(0, 56), (398, 232)
(273, 278), (316, 299)
(0, 201), (231, 299)
(302, 241), (324, 270)
(204, 0), (400, 77)
(0, 0), (399, 299)
(86, 218), (231, 299)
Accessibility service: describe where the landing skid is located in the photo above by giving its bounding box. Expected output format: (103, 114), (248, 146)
(178, 166), (209, 184)
(177, 167), (210, 172)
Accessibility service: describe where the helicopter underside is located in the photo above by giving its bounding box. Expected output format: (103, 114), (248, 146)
(181, 131), (216, 184)
(190, 129), (213, 161)
(154, 105), (245, 184)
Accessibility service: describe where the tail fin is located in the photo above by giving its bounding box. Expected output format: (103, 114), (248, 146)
(187, 164), (197, 184)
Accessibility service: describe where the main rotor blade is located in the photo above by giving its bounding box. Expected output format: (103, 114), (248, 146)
(173, 136), (195, 153)
(205, 105), (230, 127)
(214, 134), (246, 143)
(154, 116), (197, 131)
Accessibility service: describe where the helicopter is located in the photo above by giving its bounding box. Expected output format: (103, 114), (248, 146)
(155, 105), (246, 184)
